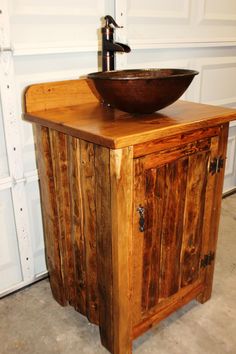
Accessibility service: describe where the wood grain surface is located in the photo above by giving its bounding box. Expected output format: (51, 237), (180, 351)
(24, 79), (236, 149)
(68, 136), (87, 315)
(27, 79), (233, 354)
(110, 147), (133, 354)
(34, 126), (67, 306)
(198, 124), (229, 303)
(94, 145), (113, 350)
(80, 140), (99, 322)
(25, 79), (98, 112)
(132, 135), (216, 330)
(35, 128), (100, 324)
(180, 152), (209, 288)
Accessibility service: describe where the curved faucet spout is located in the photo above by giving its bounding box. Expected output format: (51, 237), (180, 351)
(103, 40), (131, 53)
(115, 42), (131, 53)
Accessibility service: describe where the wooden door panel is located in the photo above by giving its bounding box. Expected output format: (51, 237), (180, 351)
(158, 157), (188, 301)
(133, 143), (211, 325)
(142, 168), (160, 312)
(180, 152), (209, 288)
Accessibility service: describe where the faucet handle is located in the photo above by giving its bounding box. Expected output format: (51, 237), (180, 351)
(105, 15), (123, 29)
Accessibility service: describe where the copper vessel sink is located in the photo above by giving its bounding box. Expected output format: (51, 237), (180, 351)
(87, 69), (199, 114)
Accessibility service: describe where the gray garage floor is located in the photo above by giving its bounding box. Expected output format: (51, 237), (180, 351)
(1, 194), (236, 354)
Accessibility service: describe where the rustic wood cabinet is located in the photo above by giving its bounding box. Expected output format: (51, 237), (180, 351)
(24, 79), (236, 354)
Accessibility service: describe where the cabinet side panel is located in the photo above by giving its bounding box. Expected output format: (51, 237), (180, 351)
(49, 130), (76, 306)
(159, 158), (188, 299)
(80, 140), (99, 324)
(180, 152), (209, 287)
(34, 125), (66, 305)
(44, 133), (100, 321)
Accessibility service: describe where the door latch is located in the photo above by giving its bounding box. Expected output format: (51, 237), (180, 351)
(137, 205), (145, 232)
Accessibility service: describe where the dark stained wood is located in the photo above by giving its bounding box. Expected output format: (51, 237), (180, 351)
(141, 168), (161, 312)
(159, 158), (188, 299)
(196, 135), (219, 304)
(80, 140), (99, 324)
(180, 152), (209, 287)
(131, 133), (227, 330)
(141, 138), (211, 170)
(24, 79), (236, 149)
(198, 123), (229, 303)
(134, 126), (220, 158)
(68, 136), (87, 315)
(34, 126), (67, 306)
(49, 130), (75, 305)
(133, 280), (204, 339)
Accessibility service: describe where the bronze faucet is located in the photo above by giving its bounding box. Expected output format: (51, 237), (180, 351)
(102, 15), (131, 71)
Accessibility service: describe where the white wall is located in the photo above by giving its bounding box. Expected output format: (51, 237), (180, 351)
(0, 0), (235, 296)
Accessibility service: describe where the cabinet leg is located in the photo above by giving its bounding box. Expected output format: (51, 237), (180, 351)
(99, 326), (132, 354)
(95, 146), (133, 354)
(197, 265), (215, 304)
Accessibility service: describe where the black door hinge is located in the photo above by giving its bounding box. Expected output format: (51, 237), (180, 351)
(201, 252), (215, 268)
(209, 156), (225, 175)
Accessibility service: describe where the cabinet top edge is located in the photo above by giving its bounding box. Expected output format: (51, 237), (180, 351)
(24, 101), (236, 149)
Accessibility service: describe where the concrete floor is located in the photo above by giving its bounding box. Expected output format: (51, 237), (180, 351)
(1, 194), (236, 354)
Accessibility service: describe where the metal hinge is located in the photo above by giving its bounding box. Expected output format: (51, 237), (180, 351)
(209, 156), (225, 175)
(201, 252), (215, 268)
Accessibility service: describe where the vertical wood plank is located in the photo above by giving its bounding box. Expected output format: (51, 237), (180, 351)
(180, 152), (209, 287)
(110, 146), (133, 354)
(34, 125), (66, 306)
(142, 169), (161, 312)
(132, 159), (146, 325)
(95, 145), (113, 351)
(80, 140), (99, 324)
(159, 158), (188, 299)
(49, 130), (75, 306)
(198, 124), (229, 303)
(68, 136), (87, 315)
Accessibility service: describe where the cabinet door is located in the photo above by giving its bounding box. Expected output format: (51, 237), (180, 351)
(132, 137), (217, 326)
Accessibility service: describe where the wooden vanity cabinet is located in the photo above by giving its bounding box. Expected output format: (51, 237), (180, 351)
(24, 79), (236, 354)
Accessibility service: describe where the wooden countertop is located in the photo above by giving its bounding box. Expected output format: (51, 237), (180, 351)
(24, 79), (236, 149)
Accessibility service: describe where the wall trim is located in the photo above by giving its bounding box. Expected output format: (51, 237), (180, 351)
(10, 41), (236, 56)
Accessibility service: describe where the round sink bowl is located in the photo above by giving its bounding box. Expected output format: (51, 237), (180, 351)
(87, 69), (199, 114)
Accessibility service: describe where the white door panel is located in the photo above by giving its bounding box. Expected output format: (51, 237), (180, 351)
(0, 188), (22, 292)
(9, 0), (106, 54)
(204, 0), (236, 20)
(224, 123), (236, 193)
(20, 122), (37, 175)
(25, 180), (46, 276)
(0, 101), (9, 179)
